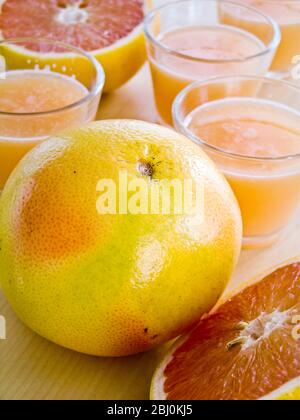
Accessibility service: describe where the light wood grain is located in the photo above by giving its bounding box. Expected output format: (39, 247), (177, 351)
(0, 64), (299, 400)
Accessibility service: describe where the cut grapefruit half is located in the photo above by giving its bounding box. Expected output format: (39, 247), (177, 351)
(152, 262), (300, 400)
(0, 0), (149, 91)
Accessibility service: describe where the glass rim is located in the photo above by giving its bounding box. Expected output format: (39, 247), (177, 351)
(0, 37), (105, 117)
(173, 74), (300, 163)
(144, 0), (281, 65)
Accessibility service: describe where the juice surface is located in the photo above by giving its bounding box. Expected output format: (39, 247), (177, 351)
(239, 0), (300, 25)
(149, 25), (264, 125)
(221, 1), (300, 72)
(0, 70), (87, 114)
(187, 98), (300, 158)
(0, 70), (88, 189)
(185, 98), (300, 242)
(159, 25), (262, 63)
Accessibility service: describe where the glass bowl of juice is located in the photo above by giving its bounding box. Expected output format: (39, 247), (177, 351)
(144, 0), (281, 126)
(219, 0), (300, 75)
(0, 37), (105, 191)
(173, 75), (300, 249)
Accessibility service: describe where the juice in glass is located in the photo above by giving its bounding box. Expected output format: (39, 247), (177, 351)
(0, 38), (104, 191)
(220, 0), (300, 73)
(145, 0), (280, 126)
(0, 70), (90, 188)
(173, 76), (300, 248)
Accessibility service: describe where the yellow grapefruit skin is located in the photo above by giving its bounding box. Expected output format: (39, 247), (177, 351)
(262, 377), (300, 400)
(95, 28), (146, 92)
(0, 30), (146, 92)
(276, 386), (300, 400)
(0, 120), (242, 357)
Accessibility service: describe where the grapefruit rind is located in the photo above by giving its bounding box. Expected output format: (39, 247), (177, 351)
(0, 41), (106, 91)
(261, 377), (300, 400)
(151, 334), (191, 400)
(0, 26), (145, 92)
(152, 363), (300, 401)
(95, 25), (146, 92)
(219, 255), (300, 307)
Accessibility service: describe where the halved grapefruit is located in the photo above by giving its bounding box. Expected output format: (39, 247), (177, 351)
(152, 262), (300, 400)
(0, 0), (149, 91)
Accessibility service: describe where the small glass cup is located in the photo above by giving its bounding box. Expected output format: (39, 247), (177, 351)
(144, 0), (281, 126)
(173, 75), (300, 249)
(0, 37), (105, 191)
(219, 0), (300, 75)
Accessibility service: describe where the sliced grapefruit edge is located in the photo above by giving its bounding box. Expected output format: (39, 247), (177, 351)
(0, 23), (144, 58)
(151, 335), (190, 400)
(151, 256), (300, 401)
(261, 376), (300, 400)
(219, 254), (300, 307)
(0, 0), (150, 55)
(0, 0), (152, 91)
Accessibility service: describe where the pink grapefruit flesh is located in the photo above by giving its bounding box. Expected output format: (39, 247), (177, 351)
(153, 262), (300, 400)
(0, 0), (145, 52)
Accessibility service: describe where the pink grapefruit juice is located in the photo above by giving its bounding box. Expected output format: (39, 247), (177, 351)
(185, 98), (300, 246)
(0, 70), (89, 189)
(148, 25), (265, 125)
(221, 1), (300, 72)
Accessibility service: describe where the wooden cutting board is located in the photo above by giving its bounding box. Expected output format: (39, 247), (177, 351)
(0, 64), (299, 400)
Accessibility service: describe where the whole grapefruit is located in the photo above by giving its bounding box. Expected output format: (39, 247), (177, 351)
(0, 120), (242, 357)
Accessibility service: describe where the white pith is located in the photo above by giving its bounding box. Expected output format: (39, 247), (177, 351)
(240, 310), (290, 350)
(56, 1), (89, 25)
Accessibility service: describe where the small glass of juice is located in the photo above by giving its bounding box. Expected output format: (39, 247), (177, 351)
(0, 37), (105, 191)
(220, 0), (300, 75)
(144, 0), (281, 126)
(173, 75), (300, 249)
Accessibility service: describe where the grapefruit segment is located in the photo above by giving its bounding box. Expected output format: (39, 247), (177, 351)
(0, 0), (147, 91)
(152, 262), (300, 400)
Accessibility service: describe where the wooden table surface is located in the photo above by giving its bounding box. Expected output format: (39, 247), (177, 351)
(0, 64), (300, 400)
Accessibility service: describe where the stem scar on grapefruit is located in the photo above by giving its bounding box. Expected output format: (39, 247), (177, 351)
(152, 262), (300, 400)
(0, 120), (242, 357)
(0, 0), (148, 91)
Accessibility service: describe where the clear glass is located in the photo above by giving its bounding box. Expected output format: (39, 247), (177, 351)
(220, 0), (300, 75)
(0, 38), (105, 190)
(173, 75), (300, 249)
(144, 0), (281, 126)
